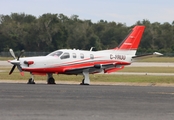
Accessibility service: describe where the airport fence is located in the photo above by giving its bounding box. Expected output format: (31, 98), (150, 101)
(0, 52), (50, 57)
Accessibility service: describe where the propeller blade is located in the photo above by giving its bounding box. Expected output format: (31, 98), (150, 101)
(9, 65), (16, 75)
(17, 65), (22, 72)
(17, 50), (25, 60)
(17, 65), (24, 76)
(9, 49), (16, 59)
(20, 72), (24, 76)
(9, 49), (25, 76)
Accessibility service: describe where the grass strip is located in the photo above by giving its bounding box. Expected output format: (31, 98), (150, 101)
(1, 72), (174, 84)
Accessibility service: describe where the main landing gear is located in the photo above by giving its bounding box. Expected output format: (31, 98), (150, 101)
(80, 71), (90, 85)
(47, 73), (56, 84)
(27, 73), (56, 84)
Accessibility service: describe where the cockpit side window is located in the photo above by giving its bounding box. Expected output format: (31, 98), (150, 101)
(47, 51), (63, 57)
(60, 52), (70, 59)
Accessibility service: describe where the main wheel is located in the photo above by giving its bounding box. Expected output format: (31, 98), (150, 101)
(80, 79), (89, 85)
(47, 77), (56, 84)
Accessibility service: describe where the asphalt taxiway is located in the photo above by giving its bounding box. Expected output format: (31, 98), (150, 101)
(0, 83), (174, 120)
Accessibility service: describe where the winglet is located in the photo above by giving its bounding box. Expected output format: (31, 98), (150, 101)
(153, 52), (163, 56)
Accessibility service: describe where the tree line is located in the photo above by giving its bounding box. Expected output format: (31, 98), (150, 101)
(0, 13), (174, 55)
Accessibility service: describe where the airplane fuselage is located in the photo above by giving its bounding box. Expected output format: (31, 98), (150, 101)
(17, 49), (133, 74)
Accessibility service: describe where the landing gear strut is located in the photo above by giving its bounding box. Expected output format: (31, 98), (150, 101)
(27, 73), (35, 84)
(47, 73), (56, 84)
(80, 71), (90, 85)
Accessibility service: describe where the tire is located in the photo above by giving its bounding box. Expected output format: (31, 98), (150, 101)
(48, 77), (56, 84)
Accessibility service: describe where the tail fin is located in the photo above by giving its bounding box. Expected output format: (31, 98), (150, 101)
(115, 25), (145, 50)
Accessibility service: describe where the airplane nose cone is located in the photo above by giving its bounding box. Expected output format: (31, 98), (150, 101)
(8, 60), (20, 65)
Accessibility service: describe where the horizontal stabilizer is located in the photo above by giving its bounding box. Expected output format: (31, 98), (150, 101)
(132, 52), (163, 61)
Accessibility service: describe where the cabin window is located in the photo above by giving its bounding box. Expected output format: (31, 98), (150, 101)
(60, 52), (70, 59)
(90, 54), (94, 59)
(80, 53), (84, 59)
(72, 53), (76, 58)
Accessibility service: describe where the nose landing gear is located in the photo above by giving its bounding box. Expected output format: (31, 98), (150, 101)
(27, 73), (35, 84)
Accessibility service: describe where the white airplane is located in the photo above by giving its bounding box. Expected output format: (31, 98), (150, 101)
(8, 25), (162, 85)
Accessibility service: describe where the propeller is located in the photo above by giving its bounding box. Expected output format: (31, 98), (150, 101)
(9, 49), (25, 76)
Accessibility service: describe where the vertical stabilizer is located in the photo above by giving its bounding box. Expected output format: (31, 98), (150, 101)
(115, 25), (145, 50)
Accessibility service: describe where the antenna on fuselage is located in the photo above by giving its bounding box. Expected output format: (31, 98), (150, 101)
(90, 47), (94, 51)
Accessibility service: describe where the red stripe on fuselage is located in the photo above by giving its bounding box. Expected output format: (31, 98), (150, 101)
(22, 59), (130, 74)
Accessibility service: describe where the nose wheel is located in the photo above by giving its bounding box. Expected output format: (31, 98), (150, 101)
(27, 73), (35, 84)
(27, 78), (35, 84)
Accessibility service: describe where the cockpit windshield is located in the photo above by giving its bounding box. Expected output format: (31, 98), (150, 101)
(47, 50), (63, 57)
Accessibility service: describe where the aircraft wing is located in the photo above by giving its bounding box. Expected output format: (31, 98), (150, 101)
(63, 66), (94, 74)
(132, 52), (163, 61)
(63, 62), (130, 74)
(63, 64), (111, 74)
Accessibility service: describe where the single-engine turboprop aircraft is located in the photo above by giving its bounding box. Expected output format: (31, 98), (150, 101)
(8, 25), (162, 85)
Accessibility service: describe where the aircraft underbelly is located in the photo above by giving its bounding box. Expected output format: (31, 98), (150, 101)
(64, 67), (102, 74)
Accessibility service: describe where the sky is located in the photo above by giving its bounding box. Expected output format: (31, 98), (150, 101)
(1, 0), (174, 26)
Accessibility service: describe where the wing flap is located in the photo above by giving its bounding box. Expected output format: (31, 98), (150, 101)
(104, 66), (124, 73)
